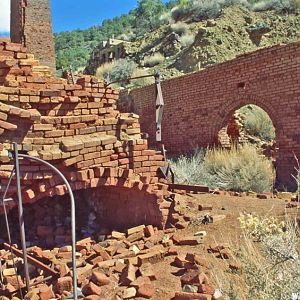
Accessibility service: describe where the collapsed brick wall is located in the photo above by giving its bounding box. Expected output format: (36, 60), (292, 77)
(0, 40), (174, 230)
(119, 41), (300, 189)
(10, 0), (56, 72)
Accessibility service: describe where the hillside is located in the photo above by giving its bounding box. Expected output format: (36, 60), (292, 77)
(55, 1), (300, 85)
(122, 5), (300, 81)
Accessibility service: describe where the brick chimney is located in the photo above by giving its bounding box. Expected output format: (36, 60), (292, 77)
(10, 0), (56, 72)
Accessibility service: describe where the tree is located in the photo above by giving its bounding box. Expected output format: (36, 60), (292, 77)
(135, 0), (165, 35)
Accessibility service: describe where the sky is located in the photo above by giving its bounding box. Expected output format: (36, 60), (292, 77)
(0, 0), (169, 35)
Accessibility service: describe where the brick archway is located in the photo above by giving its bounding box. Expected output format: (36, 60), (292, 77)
(121, 42), (300, 189)
(212, 92), (280, 140)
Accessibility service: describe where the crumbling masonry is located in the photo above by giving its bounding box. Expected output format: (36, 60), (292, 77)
(0, 40), (175, 237)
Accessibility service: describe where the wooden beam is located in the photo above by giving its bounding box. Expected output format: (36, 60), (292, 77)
(3, 243), (59, 277)
(168, 183), (209, 193)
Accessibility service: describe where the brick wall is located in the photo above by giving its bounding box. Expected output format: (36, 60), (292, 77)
(120, 42), (300, 189)
(0, 40), (176, 229)
(10, 0), (56, 72)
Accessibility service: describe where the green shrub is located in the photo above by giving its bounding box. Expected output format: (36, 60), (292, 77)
(238, 105), (275, 141)
(189, 0), (222, 21)
(223, 0), (251, 8)
(170, 22), (190, 35)
(202, 144), (274, 192)
(109, 59), (137, 83)
(170, 144), (274, 193)
(143, 53), (165, 67)
(252, 0), (300, 12)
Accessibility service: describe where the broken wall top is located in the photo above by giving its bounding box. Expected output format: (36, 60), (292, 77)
(0, 40), (167, 216)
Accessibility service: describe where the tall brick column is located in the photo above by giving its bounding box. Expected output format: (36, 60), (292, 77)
(10, 0), (56, 72)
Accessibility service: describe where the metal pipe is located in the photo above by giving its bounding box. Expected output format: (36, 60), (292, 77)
(105, 73), (156, 87)
(13, 143), (31, 292)
(1, 168), (24, 299)
(18, 154), (78, 300)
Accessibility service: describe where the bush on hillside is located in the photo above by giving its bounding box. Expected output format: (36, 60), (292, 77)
(130, 68), (154, 88)
(190, 0), (223, 21)
(252, 0), (300, 12)
(180, 33), (196, 47)
(159, 12), (173, 25)
(170, 144), (274, 192)
(96, 59), (137, 85)
(143, 53), (165, 67)
(109, 59), (137, 84)
(95, 61), (115, 81)
(170, 22), (190, 35)
(171, 0), (251, 22)
(239, 105), (275, 141)
(171, 6), (187, 21)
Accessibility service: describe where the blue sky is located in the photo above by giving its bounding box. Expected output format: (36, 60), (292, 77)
(0, 0), (169, 35)
(52, 0), (139, 33)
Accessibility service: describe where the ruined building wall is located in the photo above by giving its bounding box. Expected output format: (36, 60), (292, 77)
(119, 41), (300, 189)
(0, 40), (174, 230)
(10, 0), (56, 72)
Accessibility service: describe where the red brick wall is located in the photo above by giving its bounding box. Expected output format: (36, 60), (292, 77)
(120, 42), (300, 189)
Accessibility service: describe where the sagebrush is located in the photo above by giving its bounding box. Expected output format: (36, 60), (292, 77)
(96, 59), (137, 86)
(143, 53), (165, 67)
(170, 144), (274, 192)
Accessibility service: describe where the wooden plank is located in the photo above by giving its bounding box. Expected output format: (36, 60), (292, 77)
(168, 183), (209, 193)
(3, 243), (59, 277)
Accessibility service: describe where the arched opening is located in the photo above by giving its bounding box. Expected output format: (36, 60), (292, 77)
(218, 104), (277, 162)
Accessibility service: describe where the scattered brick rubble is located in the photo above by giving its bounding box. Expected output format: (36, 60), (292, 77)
(0, 220), (221, 300)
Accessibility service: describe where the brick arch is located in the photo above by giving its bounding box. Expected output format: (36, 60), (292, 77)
(121, 41), (300, 189)
(213, 92), (280, 140)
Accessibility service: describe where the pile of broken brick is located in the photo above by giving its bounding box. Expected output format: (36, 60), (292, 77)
(0, 223), (223, 300)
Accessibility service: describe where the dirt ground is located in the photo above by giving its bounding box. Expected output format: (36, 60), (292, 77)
(151, 193), (299, 300)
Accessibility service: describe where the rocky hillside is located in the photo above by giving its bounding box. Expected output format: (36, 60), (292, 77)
(120, 5), (300, 81)
(55, 1), (300, 84)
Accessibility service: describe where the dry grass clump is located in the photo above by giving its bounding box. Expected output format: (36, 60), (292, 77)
(203, 144), (274, 192)
(214, 216), (300, 300)
(170, 22), (190, 35)
(180, 33), (196, 47)
(143, 53), (165, 67)
(95, 61), (115, 81)
(170, 148), (206, 185)
(170, 144), (274, 193)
